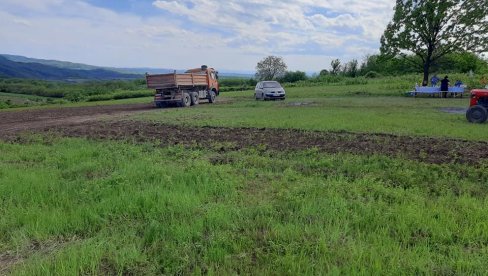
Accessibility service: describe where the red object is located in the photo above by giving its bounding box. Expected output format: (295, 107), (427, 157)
(469, 89), (488, 107)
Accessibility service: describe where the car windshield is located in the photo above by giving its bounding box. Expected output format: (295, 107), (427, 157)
(262, 82), (281, 88)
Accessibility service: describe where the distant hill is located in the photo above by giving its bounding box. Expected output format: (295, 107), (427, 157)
(0, 55), (175, 75)
(0, 54), (254, 81)
(1, 54), (102, 71)
(0, 56), (141, 81)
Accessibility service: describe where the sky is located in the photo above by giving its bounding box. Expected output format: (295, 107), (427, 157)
(0, 0), (395, 73)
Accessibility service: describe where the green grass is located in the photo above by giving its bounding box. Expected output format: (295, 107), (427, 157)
(134, 87), (483, 141)
(2, 76), (488, 274)
(0, 96), (153, 113)
(0, 92), (54, 109)
(1, 137), (488, 274)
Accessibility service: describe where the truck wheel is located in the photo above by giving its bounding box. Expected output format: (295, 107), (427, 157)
(191, 92), (199, 105)
(208, 91), (216, 103)
(180, 93), (191, 107)
(466, 105), (488, 123)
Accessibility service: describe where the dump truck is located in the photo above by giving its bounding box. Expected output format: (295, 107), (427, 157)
(146, 65), (219, 108)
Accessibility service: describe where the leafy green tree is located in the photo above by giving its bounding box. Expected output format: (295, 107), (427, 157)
(255, 56), (287, 81)
(319, 69), (329, 76)
(330, 59), (341, 75)
(435, 52), (488, 74)
(381, 0), (488, 84)
(343, 59), (359, 77)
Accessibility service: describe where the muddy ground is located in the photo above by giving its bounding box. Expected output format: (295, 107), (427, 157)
(0, 103), (153, 133)
(1, 103), (487, 165)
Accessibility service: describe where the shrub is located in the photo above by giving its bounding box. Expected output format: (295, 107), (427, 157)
(280, 71), (308, 83)
(364, 71), (381, 79)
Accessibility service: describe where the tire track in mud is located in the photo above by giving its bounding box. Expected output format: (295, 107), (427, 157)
(20, 120), (488, 165)
(1, 103), (487, 165)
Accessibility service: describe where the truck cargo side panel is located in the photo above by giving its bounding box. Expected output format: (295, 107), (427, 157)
(175, 74), (208, 87)
(146, 74), (177, 89)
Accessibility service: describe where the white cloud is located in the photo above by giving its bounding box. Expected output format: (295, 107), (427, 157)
(0, 0), (395, 72)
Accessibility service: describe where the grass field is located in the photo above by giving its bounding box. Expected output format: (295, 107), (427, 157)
(0, 92), (53, 109)
(134, 85), (484, 141)
(2, 78), (488, 274)
(1, 138), (488, 274)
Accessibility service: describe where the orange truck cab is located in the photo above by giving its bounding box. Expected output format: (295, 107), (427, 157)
(185, 65), (220, 95)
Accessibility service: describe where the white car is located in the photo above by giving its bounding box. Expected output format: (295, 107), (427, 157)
(255, 81), (286, 100)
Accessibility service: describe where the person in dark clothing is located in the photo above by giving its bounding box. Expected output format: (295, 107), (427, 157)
(440, 76), (450, 98)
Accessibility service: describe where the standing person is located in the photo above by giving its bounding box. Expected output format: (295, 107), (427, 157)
(440, 76), (450, 98)
(431, 75), (439, 87)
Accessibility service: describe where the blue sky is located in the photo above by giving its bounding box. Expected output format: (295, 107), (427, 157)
(0, 0), (395, 72)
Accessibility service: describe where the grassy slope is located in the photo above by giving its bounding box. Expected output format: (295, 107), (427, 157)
(134, 86), (484, 141)
(0, 92), (50, 108)
(1, 138), (488, 274)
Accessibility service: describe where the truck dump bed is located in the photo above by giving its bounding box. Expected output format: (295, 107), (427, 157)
(146, 73), (208, 89)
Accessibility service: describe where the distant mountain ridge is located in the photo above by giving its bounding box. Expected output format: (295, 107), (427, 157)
(1, 54), (102, 71)
(0, 54), (254, 81)
(0, 56), (141, 81)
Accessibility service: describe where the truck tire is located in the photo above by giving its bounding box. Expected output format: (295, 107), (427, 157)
(180, 93), (191, 107)
(466, 105), (488, 123)
(191, 92), (199, 105)
(208, 90), (216, 103)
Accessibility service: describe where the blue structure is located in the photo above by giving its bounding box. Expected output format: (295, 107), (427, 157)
(431, 75), (439, 87)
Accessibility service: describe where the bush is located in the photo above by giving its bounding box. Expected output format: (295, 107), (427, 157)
(65, 91), (84, 102)
(280, 71), (308, 83)
(364, 71), (381, 79)
(0, 101), (9, 109)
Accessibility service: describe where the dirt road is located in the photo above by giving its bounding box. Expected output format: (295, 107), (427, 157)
(0, 103), (153, 133)
(1, 103), (487, 165)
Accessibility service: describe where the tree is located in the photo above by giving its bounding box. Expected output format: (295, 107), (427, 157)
(330, 59), (341, 75)
(343, 59), (359, 77)
(319, 69), (329, 76)
(255, 56), (287, 81)
(280, 71), (308, 83)
(381, 0), (488, 85)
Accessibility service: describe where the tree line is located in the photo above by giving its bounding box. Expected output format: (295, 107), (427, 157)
(254, 52), (488, 84)
(255, 0), (488, 85)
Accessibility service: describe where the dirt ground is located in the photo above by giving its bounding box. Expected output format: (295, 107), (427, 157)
(0, 103), (153, 133)
(1, 103), (487, 165)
